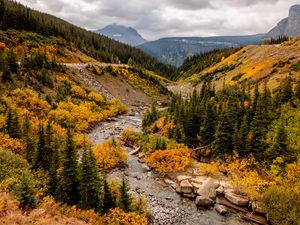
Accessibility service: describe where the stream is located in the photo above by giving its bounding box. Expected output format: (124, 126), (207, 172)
(89, 109), (251, 225)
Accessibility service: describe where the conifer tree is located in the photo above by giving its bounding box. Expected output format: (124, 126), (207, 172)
(6, 48), (18, 73)
(56, 128), (80, 206)
(22, 114), (34, 163)
(79, 147), (102, 212)
(294, 79), (300, 100)
(102, 174), (115, 214)
(279, 76), (293, 104)
(212, 111), (233, 157)
(6, 109), (20, 139)
(33, 125), (49, 170)
(199, 101), (216, 145)
(118, 177), (131, 212)
(48, 162), (58, 197)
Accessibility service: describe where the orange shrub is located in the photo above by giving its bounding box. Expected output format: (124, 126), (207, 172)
(105, 208), (148, 225)
(146, 147), (191, 172)
(0, 133), (25, 154)
(93, 140), (128, 170)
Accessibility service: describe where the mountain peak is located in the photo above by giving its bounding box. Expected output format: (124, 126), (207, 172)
(96, 24), (147, 46)
(266, 5), (300, 39)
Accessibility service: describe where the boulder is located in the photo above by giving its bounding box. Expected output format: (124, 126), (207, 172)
(177, 175), (192, 182)
(179, 180), (193, 194)
(190, 177), (206, 185)
(195, 196), (214, 207)
(216, 186), (225, 195)
(191, 182), (202, 193)
(224, 191), (249, 206)
(141, 164), (151, 171)
(215, 204), (227, 215)
(183, 192), (196, 199)
(251, 201), (265, 215)
(196, 178), (220, 198)
(164, 178), (176, 185)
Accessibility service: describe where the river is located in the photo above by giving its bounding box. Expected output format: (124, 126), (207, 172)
(89, 109), (251, 225)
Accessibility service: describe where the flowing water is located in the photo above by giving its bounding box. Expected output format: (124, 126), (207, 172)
(89, 110), (251, 225)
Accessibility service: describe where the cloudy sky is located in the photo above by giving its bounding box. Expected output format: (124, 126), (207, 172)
(17, 0), (299, 40)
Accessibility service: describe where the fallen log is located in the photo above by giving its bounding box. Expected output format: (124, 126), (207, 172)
(243, 213), (268, 225)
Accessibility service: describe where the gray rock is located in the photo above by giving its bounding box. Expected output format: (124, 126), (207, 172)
(216, 185), (224, 195)
(266, 5), (300, 39)
(179, 180), (193, 194)
(215, 204), (227, 215)
(224, 191), (249, 206)
(196, 178), (220, 198)
(177, 175), (192, 182)
(195, 196), (215, 207)
(251, 201), (265, 215)
(141, 164), (151, 171)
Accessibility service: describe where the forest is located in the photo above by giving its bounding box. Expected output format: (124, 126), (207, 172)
(0, 0), (175, 78)
(142, 78), (300, 224)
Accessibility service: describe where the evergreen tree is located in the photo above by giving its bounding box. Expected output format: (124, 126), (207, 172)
(79, 147), (102, 212)
(279, 76), (293, 104)
(1, 65), (12, 82)
(118, 177), (132, 212)
(294, 79), (300, 99)
(236, 115), (250, 157)
(6, 48), (18, 73)
(212, 111), (233, 157)
(199, 101), (216, 145)
(102, 174), (115, 214)
(265, 121), (295, 162)
(6, 109), (20, 139)
(48, 162), (58, 197)
(56, 128), (80, 206)
(33, 125), (49, 170)
(22, 114), (34, 163)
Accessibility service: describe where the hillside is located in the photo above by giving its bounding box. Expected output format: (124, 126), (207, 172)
(138, 34), (264, 67)
(0, 0), (175, 78)
(96, 24), (147, 46)
(170, 36), (300, 95)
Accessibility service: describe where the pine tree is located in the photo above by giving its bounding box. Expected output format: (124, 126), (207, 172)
(56, 128), (80, 206)
(199, 101), (216, 145)
(6, 48), (18, 73)
(265, 121), (295, 162)
(33, 125), (49, 170)
(79, 147), (102, 212)
(48, 162), (58, 196)
(212, 111), (233, 157)
(22, 114), (34, 163)
(279, 76), (293, 104)
(6, 109), (20, 139)
(102, 174), (115, 214)
(118, 177), (131, 212)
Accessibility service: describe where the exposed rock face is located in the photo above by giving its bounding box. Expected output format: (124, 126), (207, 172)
(266, 5), (300, 39)
(196, 178), (220, 198)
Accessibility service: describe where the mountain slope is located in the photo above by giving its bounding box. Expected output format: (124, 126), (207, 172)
(170, 37), (300, 95)
(266, 5), (300, 39)
(0, 0), (175, 78)
(96, 24), (147, 46)
(138, 34), (264, 67)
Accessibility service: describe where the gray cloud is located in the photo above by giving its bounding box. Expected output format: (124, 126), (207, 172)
(16, 0), (299, 40)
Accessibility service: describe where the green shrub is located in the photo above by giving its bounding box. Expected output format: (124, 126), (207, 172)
(262, 186), (300, 225)
(0, 150), (37, 209)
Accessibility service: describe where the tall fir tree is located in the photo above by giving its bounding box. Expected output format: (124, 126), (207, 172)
(56, 128), (80, 206)
(6, 109), (20, 139)
(118, 177), (132, 212)
(22, 114), (34, 164)
(33, 125), (49, 170)
(199, 101), (216, 145)
(79, 147), (102, 212)
(102, 174), (115, 214)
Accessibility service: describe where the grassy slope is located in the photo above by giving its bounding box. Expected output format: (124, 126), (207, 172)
(171, 37), (300, 95)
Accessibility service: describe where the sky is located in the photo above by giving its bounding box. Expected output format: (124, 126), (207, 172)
(16, 0), (299, 40)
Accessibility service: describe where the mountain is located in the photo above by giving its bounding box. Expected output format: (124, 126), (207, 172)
(138, 34), (264, 67)
(265, 5), (300, 39)
(96, 24), (147, 46)
(0, 0), (174, 78)
(170, 35), (300, 96)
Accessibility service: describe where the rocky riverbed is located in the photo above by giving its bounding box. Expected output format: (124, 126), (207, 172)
(89, 110), (252, 225)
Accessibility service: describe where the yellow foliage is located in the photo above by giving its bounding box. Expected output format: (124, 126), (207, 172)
(74, 133), (92, 148)
(93, 140), (128, 170)
(0, 133), (25, 154)
(146, 147), (191, 173)
(225, 153), (275, 199)
(120, 126), (140, 144)
(105, 208), (148, 225)
(199, 162), (222, 178)
(0, 42), (7, 53)
(71, 85), (86, 98)
(0, 115), (5, 131)
(87, 91), (105, 104)
(154, 117), (174, 136)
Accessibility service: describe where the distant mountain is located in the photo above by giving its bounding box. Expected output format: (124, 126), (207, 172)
(96, 24), (147, 46)
(266, 5), (300, 39)
(137, 34), (264, 67)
